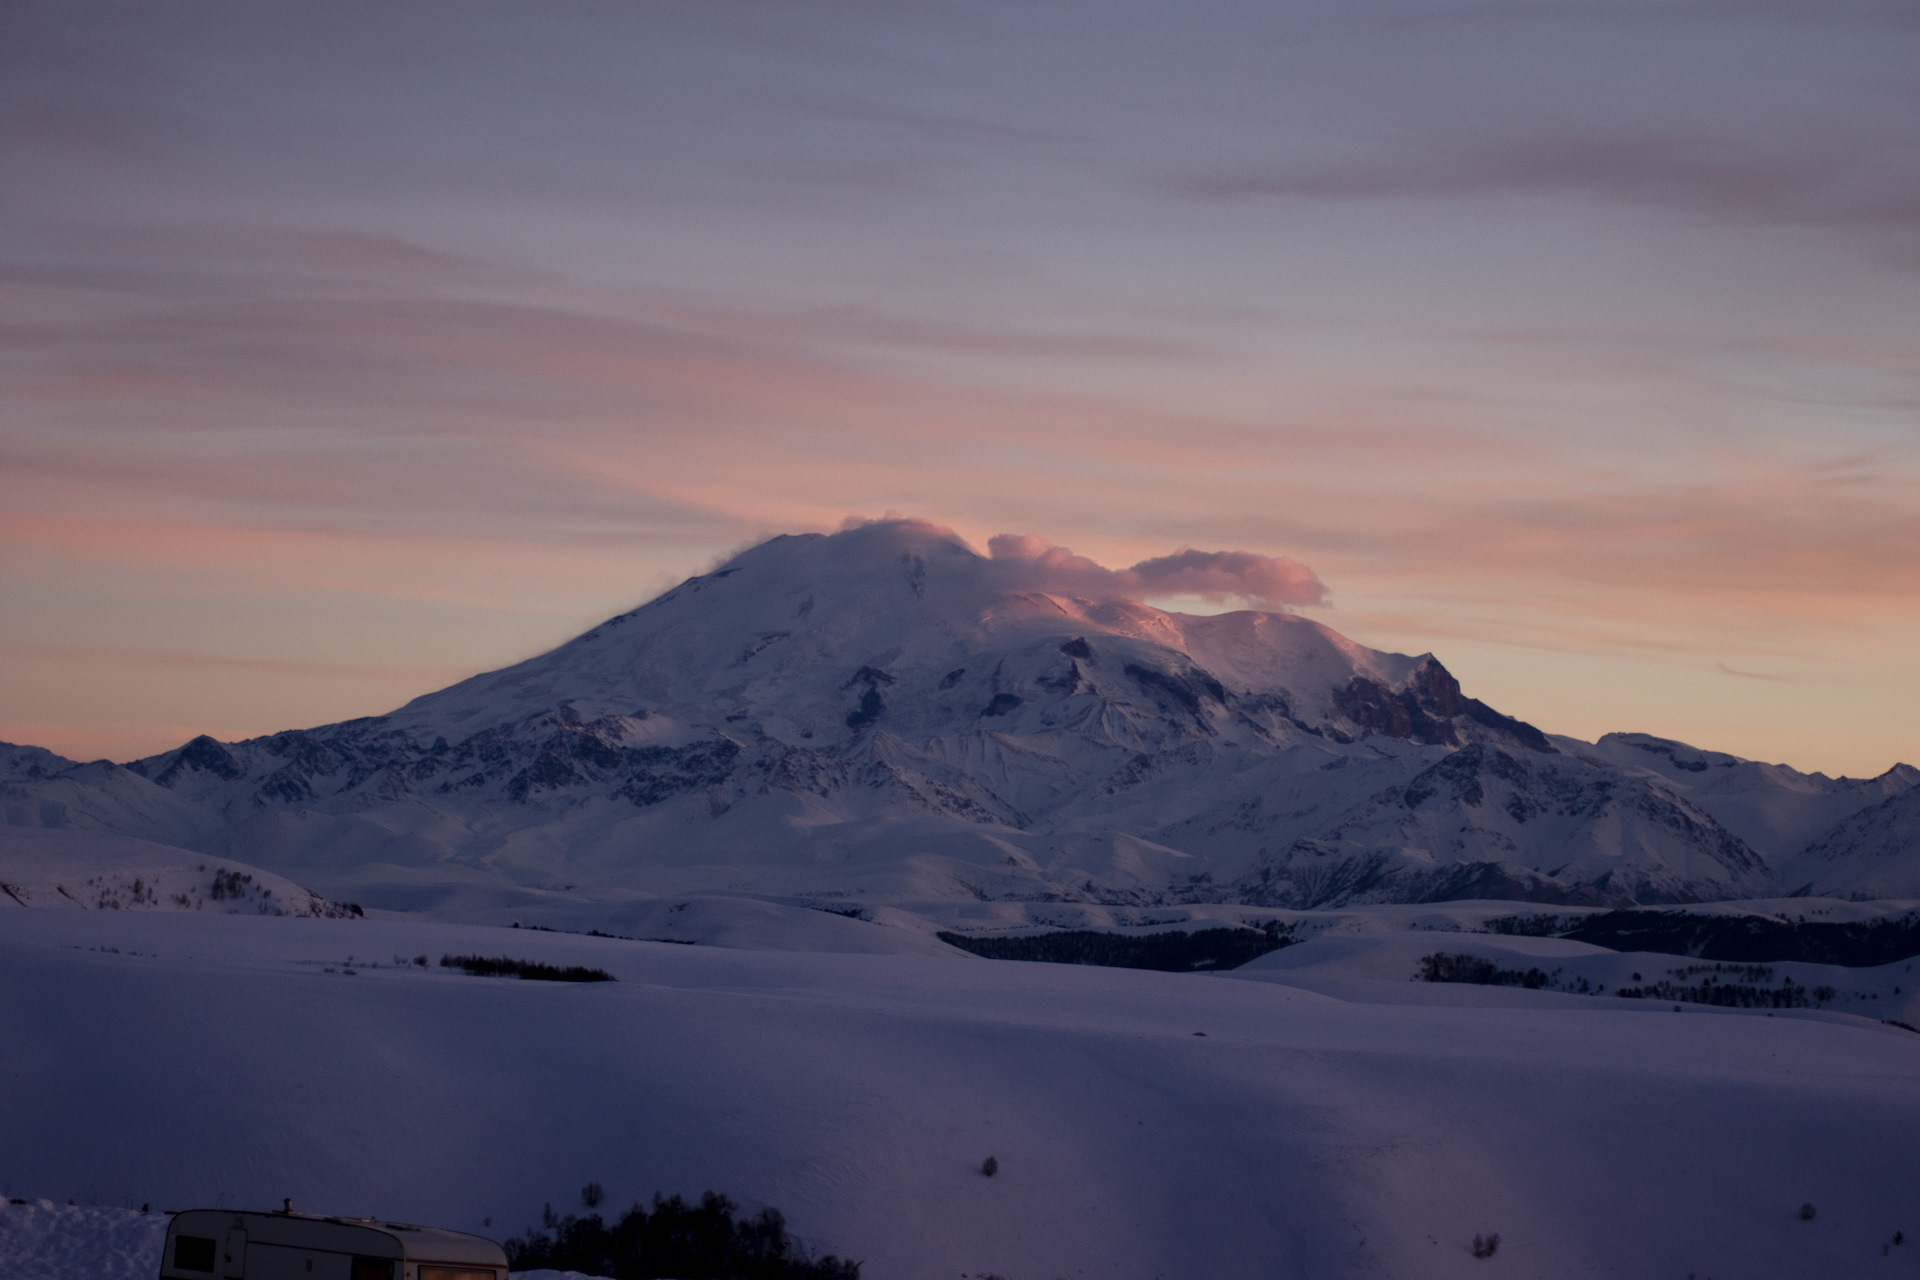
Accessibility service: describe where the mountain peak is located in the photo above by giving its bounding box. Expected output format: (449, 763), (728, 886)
(385, 521), (1368, 739)
(21, 518), (1899, 912)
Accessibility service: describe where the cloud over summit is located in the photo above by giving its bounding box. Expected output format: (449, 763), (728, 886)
(985, 533), (1327, 609)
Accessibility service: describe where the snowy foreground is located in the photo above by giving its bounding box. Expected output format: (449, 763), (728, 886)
(4, 910), (1918, 1279)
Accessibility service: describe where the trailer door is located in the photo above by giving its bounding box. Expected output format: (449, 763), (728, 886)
(220, 1228), (247, 1278)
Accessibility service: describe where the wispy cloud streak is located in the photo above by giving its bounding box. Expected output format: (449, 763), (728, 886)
(1172, 134), (1920, 239)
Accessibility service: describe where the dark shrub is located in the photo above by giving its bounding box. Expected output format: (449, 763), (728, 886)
(506, 1191), (858, 1279)
(440, 954), (614, 982)
(936, 924), (1291, 972)
(1419, 953), (1552, 989)
(1561, 910), (1920, 967)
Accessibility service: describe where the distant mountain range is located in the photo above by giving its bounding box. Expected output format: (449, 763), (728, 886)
(4, 519), (1916, 913)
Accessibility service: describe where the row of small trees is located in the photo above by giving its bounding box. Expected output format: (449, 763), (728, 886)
(936, 924), (1293, 971)
(1418, 950), (1838, 1008)
(439, 954), (614, 982)
(506, 1189), (859, 1279)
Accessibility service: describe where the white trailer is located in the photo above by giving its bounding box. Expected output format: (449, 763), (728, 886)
(158, 1208), (509, 1280)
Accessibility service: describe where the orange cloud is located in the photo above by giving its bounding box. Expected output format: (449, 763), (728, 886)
(984, 534), (1327, 607)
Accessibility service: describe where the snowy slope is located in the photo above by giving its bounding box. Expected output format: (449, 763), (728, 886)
(1, 751), (224, 851)
(1570, 732), (1919, 865)
(0, 828), (359, 917)
(3, 908), (1917, 1280)
(1783, 786), (1920, 899)
(1, 519), (1911, 911)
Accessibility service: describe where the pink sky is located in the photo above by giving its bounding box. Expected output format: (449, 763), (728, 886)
(3, 1), (1917, 775)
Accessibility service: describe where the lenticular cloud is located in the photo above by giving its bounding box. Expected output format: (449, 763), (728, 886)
(986, 534), (1327, 608)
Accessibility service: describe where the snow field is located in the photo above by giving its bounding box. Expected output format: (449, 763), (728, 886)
(3, 909), (1917, 1279)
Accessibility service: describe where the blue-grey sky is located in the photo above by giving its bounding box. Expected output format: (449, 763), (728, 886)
(3, 1), (1917, 773)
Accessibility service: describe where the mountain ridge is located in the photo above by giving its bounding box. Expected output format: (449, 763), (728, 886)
(4, 519), (1915, 911)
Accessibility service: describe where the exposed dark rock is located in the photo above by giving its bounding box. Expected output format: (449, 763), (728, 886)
(845, 687), (885, 730)
(152, 735), (245, 785)
(736, 631), (790, 664)
(1401, 743), (1533, 810)
(613, 739), (741, 807)
(1335, 658), (1553, 753)
(1123, 663), (1227, 719)
(507, 749), (586, 802)
(841, 666), (895, 729)
(1040, 661), (1090, 694)
(255, 771), (316, 805)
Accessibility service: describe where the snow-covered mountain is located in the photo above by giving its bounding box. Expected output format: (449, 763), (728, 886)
(1566, 733), (1920, 867)
(2, 519), (1914, 911)
(1781, 786), (1920, 900)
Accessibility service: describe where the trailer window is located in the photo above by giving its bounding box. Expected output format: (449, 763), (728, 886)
(173, 1236), (217, 1272)
(418, 1268), (497, 1280)
(349, 1259), (394, 1280)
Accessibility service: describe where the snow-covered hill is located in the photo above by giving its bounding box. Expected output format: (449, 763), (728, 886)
(0, 828), (359, 917)
(2, 519), (1914, 914)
